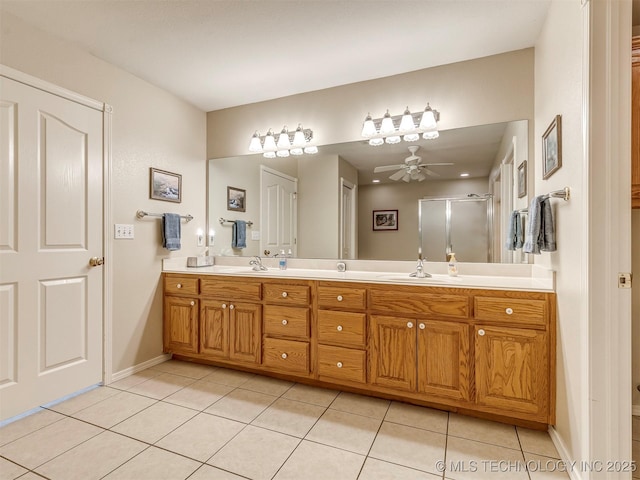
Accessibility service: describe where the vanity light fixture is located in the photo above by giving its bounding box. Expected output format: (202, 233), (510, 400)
(361, 104), (440, 146)
(249, 124), (317, 157)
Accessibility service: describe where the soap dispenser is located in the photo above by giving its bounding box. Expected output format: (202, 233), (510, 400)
(278, 249), (287, 270)
(448, 253), (458, 277)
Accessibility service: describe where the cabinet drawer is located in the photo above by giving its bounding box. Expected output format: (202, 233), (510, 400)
(200, 278), (261, 301)
(263, 283), (310, 306)
(264, 305), (309, 339)
(474, 297), (547, 326)
(317, 310), (366, 347)
(263, 338), (309, 374)
(317, 345), (366, 384)
(317, 285), (366, 310)
(370, 288), (469, 318)
(164, 275), (199, 295)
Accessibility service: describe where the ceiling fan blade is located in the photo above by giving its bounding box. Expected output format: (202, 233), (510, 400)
(423, 168), (441, 177)
(374, 164), (406, 173)
(402, 173), (411, 182)
(416, 172), (427, 181)
(424, 162), (454, 166)
(389, 169), (407, 181)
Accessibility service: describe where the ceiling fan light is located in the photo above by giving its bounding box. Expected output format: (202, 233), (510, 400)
(403, 133), (420, 142)
(277, 126), (291, 149)
(423, 130), (440, 140)
(361, 114), (377, 138)
(292, 124), (306, 147)
(263, 129), (277, 151)
(369, 138), (384, 146)
(398, 107), (415, 133)
(419, 104), (438, 130)
(380, 110), (395, 135)
(249, 131), (263, 152)
(385, 135), (401, 144)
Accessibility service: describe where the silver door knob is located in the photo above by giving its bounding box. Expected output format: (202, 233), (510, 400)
(89, 257), (104, 267)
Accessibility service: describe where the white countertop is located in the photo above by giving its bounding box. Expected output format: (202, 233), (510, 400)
(162, 257), (555, 292)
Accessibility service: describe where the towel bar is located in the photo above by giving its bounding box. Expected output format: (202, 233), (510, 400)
(136, 210), (193, 222)
(219, 217), (253, 226)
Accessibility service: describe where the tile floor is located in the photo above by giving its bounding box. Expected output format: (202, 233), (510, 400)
(0, 359), (631, 480)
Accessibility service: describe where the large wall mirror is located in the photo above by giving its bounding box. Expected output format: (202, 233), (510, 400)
(207, 120), (529, 263)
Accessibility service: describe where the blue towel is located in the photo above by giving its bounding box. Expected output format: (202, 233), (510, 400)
(162, 213), (181, 251)
(523, 196), (556, 254)
(232, 220), (246, 249)
(505, 211), (524, 251)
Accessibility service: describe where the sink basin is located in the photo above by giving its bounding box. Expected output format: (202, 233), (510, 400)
(374, 273), (441, 282)
(211, 267), (268, 274)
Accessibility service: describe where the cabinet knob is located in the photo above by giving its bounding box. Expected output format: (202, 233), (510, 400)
(505, 307), (514, 315)
(229, 304), (235, 310)
(190, 301), (195, 306)
(419, 323), (425, 330)
(221, 303), (227, 309)
(337, 325), (343, 332)
(478, 329), (486, 336)
(407, 322), (414, 329)
(281, 353), (288, 359)
(337, 295), (343, 302)
(336, 362), (343, 368)
(177, 283), (182, 289)
(282, 319), (288, 326)
(282, 292), (288, 298)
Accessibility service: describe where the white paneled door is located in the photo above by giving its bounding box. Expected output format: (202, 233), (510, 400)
(0, 76), (105, 421)
(260, 166), (297, 257)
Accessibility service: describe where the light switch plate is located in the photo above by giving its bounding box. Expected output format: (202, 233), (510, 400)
(251, 230), (260, 241)
(115, 224), (134, 239)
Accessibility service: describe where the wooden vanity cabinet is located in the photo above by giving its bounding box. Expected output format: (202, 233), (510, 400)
(163, 275), (199, 355)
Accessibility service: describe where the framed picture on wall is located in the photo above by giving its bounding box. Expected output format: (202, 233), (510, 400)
(227, 186), (246, 212)
(150, 168), (181, 203)
(373, 210), (398, 231)
(542, 115), (562, 179)
(517, 160), (527, 198)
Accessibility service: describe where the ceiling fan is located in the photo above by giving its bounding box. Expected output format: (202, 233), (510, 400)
(373, 146), (454, 182)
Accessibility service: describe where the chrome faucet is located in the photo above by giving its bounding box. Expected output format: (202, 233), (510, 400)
(249, 256), (267, 271)
(410, 256), (431, 278)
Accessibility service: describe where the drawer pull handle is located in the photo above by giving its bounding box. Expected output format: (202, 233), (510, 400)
(336, 362), (343, 368)
(229, 304), (235, 310)
(505, 308), (514, 315)
(282, 319), (288, 326)
(478, 329), (486, 336)
(337, 295), (343, 302)
(337, 325), (343, 332)
(190, 301), (195, 306)
(281, 353), (288, 359)
(282, 292), (288, 298)
(221, 303), (227, 309)
(407, 322), (414, 329)
(419, 323), (425, 330)
(177, 283), (182, 289)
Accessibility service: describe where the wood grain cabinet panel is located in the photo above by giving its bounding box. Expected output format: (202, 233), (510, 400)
(263, 338), (309, 374)
(633, 36), (640, 208)
(317, 285), (367, 310)
(163, 295), (198, 354)
(369, 288), (469, 318)
(263, 283), (310, 306)
(317, 345), (366, 384)
(474, 297), (546, 327)
(200, 300), (229, 359)
(317, 310), (366, 348)
(475, 325), (549, 420)
(200, 278), (261, 301)
(264, 305), (309, 339)
(417, 320), (470, 401)
(229, 302), (262, 364)
(369, 315), (417, 391)
(164, 275), (199, 295)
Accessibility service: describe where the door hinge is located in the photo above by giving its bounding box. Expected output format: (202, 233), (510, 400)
(618, 273), (632, 289)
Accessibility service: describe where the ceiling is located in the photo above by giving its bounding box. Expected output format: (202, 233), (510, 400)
(1, 0), (551, 112)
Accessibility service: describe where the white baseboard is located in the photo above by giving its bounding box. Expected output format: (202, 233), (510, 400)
(633, 404), (640, 417)
(109, 353), (171, 384)
(548, 426), (584, 480)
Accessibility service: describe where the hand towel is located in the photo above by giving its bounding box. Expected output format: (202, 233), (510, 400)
(515, 211), (524, 249)
(523, 196), (557, 254)
(162, 213), (181, 251)
(505, 211), (520, 251)
(232, 220), (247, 249)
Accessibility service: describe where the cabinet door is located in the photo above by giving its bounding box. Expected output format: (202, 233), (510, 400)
(475, 325), (548, 420)
(369, 315), (416, 391)
(200, 300), (229, 359)
(229, 302), (262, 364)
(163, 296), (198, 354)
(417, 320), (470, 401)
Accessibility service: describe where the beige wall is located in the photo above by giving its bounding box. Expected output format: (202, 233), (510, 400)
(1, 12), (207, 374)
(207, 49), (535, 159)
(358, 178), (489, 260)
(533, 0), (585, 464)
